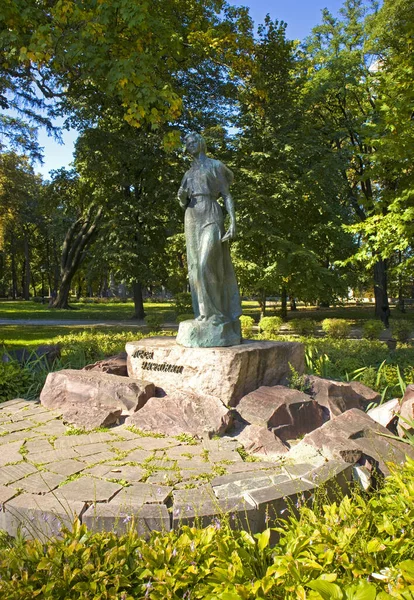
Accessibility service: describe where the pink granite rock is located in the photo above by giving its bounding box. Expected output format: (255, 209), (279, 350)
(125, 391), (232, 438)
(309, 376), (369, 417)
(40, 369), (154, 414)
(236, 386), (326, 442)
(83, 352), (128, 377)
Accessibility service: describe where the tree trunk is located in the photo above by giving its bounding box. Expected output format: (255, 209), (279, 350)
(258, 289), (266, 319)
(132, 281), (145, 319)
(23, 230), (30, 300)
(52, 205), (103, 309)
(10, 231), (17, 299)
(374, 258), (390, 327)
(281, 286), (287, 320)
(397, 251), (405, 312)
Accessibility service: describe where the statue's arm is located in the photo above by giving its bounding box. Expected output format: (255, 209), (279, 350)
(177, 173), (189, 209)
(218, 163), (236, 242)
(221, 191), (236, 242)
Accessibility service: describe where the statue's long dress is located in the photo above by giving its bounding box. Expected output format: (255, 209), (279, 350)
(179, 157), (242, 330)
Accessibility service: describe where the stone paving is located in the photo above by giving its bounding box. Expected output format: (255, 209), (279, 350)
(0, 398), (352, 540)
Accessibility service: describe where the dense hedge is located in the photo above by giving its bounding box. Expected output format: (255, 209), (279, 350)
(0, 459), (413, 599)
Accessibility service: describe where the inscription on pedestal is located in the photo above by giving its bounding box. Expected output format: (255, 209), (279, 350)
(142, 361), (184, 375)
(133, 350), (154, 360)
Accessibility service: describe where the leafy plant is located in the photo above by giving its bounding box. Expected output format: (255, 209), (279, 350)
(289, 318), (318, 336)
(362, 319), (384, 340)
(145, 313), (163, 332)
(259, 316), (283, 336)
(0, 360), (33, 403)
(391, 320), (413, 343)
(173, 292), (193, 316)
(240, 315), (255, 338)
(321, 318), (351, 339)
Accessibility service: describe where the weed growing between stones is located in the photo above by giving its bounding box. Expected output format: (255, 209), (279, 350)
(125, 425), (166, 439)
(175, 433), (198, 445)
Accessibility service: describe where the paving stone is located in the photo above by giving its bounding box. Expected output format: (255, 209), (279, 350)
(128, 437), (181, 451)
(109, 439), (146, 453)
(111, 483), (172, 506)
(56, 477), (122, 502)
(0, 440), (25, 466)
(172, 485), (215, 505)
(0, 431), (32, 445)
(245, 478), (315, 530)
(82, 502), (170, 537)
(0, 399), (29, 410)
(223, 462), (274, 474)
(0, 484), (19, 505)
(35, 421), (67, 435)
(211, 469), (283, 488)
(74, 442), (113, 457)
(28, 411), (61, 424)
(24, 439), (55, 454)
(105, 465), (145, 482)
(0, 463), (39, 485)
(282, 463), (317, 479)
(172, 494), (259, 531)
(125, 449), (153, 463)
(83, 464), (115, 478)
(55, 432), (117, 448)
(146, 472), (181, 485)
(179, 467), (214, 481)
(301, 460), (353, 499)
(208, 451), (243, 463)
(0, 493), (85, 541)
(29, 447), (79, 464)
(78, 451), (117, 465)
(114, 427), (147, 440)
(0, 421), (32, 434)
(165, 446), (206, 459)
(48, 459), (86, 477)
(18, 471), (67, 494)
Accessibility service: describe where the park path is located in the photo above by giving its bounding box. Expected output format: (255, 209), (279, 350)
(0, 318), (178, 328)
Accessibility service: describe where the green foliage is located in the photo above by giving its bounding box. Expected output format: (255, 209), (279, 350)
(391, 320), (413, 343)
(0, 461), (413, 598)
(176, 313), (195, 324)
(173, 292), (193, 316)
(240, 315), (255, 338)
(322, 319), (351, 339)
(288, 363), (311, 394)
(289, 318), (318, 336)
(259, 316), (283, 336)
(362, 320), (385, 341)
(145, 313), (163, 332)
(0, 361), (31, 403)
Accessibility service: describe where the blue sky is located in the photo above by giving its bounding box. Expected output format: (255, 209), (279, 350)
(36, 0), (346, 178)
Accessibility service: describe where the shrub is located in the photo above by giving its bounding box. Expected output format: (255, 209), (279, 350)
(362, 319), (384, 340)
(176, 313), (194, 323)
(145, 313), (163, 332)
(392, 319), (413, 342)
(173, 292), (192, 315)
(289, 318), (318, 336)
(0, 361), (32, 402)
(321, 318), (351, 339)
(240, 315), (255, 338)
(258, 316), (283, 336)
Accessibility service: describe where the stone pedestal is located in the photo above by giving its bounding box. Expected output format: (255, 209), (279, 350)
(126, 337), (304, 407)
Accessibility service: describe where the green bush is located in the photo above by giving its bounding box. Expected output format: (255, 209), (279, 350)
(0, 460), (413, 599)
(173, 292), (193, 315)
(145, 313), (163, 332)
(392, 319), (413, 342)
(289, 318), (318, 336)
(176, 313), (194, 323)
(0, 360), (32, 402)
(240, 315), (255, 338)
(321, 318), (351, 339)
(259, 316), (283, 336)
(362, 319), (384, 340)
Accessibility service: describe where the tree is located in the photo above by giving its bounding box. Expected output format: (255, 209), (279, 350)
(232, 17), (353, 318)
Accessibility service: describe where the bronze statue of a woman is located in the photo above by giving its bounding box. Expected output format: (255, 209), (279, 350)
(176, 132), (242, 348)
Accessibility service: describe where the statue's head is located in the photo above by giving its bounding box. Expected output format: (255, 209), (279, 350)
(184, 132), (207, 157)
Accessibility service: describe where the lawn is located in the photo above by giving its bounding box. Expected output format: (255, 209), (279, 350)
(1, 299), (413, 325)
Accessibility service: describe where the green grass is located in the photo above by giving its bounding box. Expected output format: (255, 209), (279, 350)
(1, 299), (413, 325)
(0, 325), (143, 350)
(0, 300), (175, 321)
